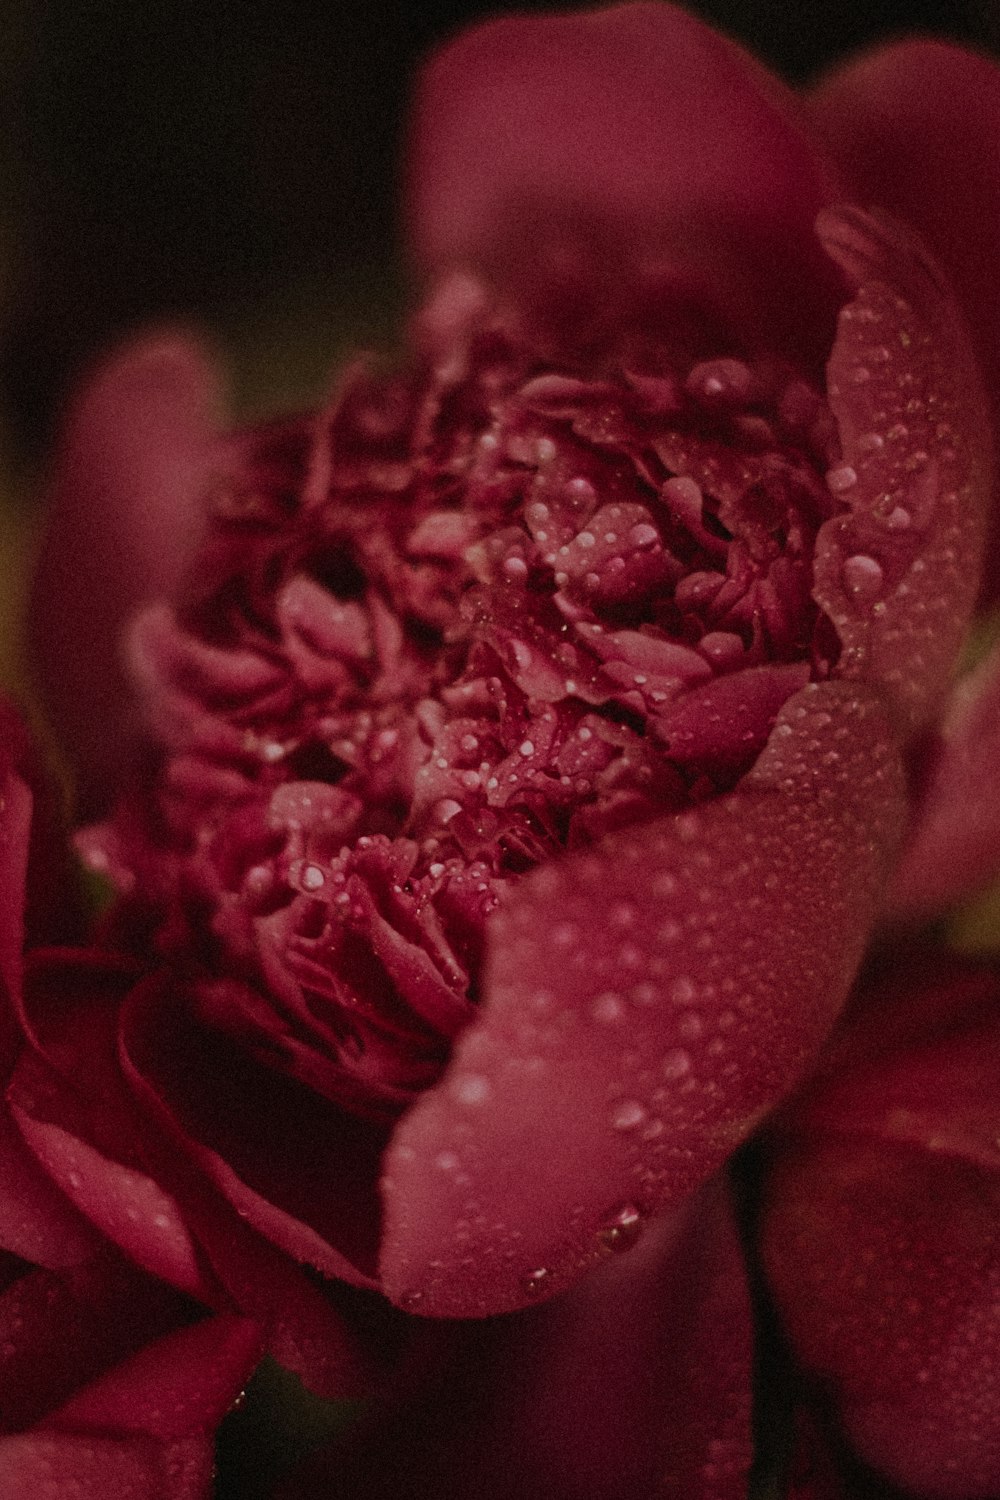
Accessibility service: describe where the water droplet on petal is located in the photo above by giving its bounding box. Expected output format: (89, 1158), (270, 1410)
(596, 1201), (644, 1253)
(451, 1072), (492, 1107)
(591, 991), (625, 1024)
(610, 1099), (648, 1132)
(842, 554), (885, 602)
(662, 1048), (692, 1079)
(826, 465), (857, 494)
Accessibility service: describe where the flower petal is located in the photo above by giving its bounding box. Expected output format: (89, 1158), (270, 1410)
(890, 638), (1000, 919)
(815, 207), (992, 732)
(0, 1254), (190, 1434)
(407, 1), (843, 362)
(9, 953), (212, 1299)
(280, 1176), (752, 1500)
(119, 974), (386, 1293)
(809, 40), (1000, 599)
(0, 1103), (100, 1268)
(380, 681), (905, 1316)
(46, 1313), (262, 1438)
(29, 333), (224, 817)
(0, 1431), (209, 1500)
(763, 1135), (1000, 1499)
(761, 956), (1000, 1498)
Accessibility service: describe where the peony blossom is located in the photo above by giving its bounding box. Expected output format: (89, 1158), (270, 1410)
(759, 950), (1000, 1498)
(11, 5), (1000, 1492)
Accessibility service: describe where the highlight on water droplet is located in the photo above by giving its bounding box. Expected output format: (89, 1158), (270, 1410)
(595, 1201), (644, 1254)
(610, 1098), (648, 1132)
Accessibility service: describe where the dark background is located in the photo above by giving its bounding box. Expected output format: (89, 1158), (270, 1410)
(0, 0), (997, 451)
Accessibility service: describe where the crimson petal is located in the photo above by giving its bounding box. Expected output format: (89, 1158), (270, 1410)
(29, 333), (224, 817)
(890, 638), (1000, 919)
(280, 1176), (751, 1500)
(9, 954), (212, 1299)
(809, 40), (1000, 600)
(814, 207), (992, 732)
(407, 1), (842, 363)
(380, 681), (905, 1315)
(761, 956), (1000, 1498)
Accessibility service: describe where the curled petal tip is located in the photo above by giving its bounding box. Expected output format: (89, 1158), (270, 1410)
(815, 207), (992, 732)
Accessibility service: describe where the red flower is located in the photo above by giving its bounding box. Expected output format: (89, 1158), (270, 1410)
(20, 0), (1000, 1393)
(759, 950), (1000, 1498)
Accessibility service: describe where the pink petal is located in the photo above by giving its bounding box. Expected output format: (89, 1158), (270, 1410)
(0, 767), (31, 1059)
(280, 1176), (752, 1500)
(408, 1), (843, 363)
(761, 957), (1000, 1498)
(380, 681), (905, 1316)
(809, 40), (1000, 600)
(890, 638), (1000, 919)
(45, 1313), (261, 1438)
(0, 1254), (189, 1434)
(119, 974), (385, 1292)
(0, 1431), (209, 1500)
(9, 954), (212, 1299)
(815, 207), (992, 733)
(0, 1102), (100, 1267)
(29, 333), (224, 817)
(117, 980), (386, 1400)
(763, 1133), (1000, 1500)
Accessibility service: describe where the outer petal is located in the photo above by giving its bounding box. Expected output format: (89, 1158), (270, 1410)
(280, 1176), (751, 1500)
(0, 1104), (100, 1268)
(761, 957), (1000, 1498)
(0, 1254), (187, 1436)
(890, 638), (1000, 919)
(29, 333), (224, 817)
(9, 955), (373, 1402)
(408, 1), (843, 363)
(815, 208), (992, 733)
(9, 953), (212, 1299)
(119, 974), (386, 1294)
(808, 41), (1000, 598)
(0, 1304), (260, 1500)
(380, 681), (905, 1316)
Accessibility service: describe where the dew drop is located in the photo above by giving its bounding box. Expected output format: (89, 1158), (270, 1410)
(826, 465), (857, 494)
(842, 554), (885, 602)
(522, 1267), (551, 1297)
(591, 991), (625, 1024)
(451, 1072), (493, 1107)
(300, 864), (325, 892)
(596, 1202), (644, 1254)
(662, 1048), (692, 1080)
(670, 975), (697, 1005)
(610, 1099), (648, 1132)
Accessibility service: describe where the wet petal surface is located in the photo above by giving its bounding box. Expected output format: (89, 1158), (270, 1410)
(381, 682), (905, 1315)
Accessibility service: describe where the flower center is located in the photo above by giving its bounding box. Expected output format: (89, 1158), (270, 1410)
(92, 290), (846, 1120)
